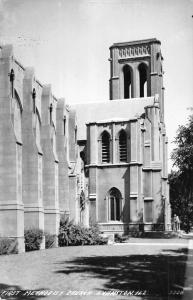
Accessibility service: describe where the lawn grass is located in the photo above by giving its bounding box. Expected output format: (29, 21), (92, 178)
(0, 239), (191, 300)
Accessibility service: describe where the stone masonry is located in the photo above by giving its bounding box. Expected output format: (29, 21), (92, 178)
(0, 39), (171, 252)
(0, 45), (77, 252)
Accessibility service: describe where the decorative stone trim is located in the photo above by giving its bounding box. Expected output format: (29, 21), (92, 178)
(144, 197), (153, 201)
(118, 45), (150, 59)
(151, 161), (162, 169)
(144, 141), (151, 147)
(129, 194), (138, 198)
(150, 72), (158, 76)
(24, 205), (44, 213)
(89, 193), (96, 201)
(143, 163), (162, 171)
(44, 208), (60, 214)
(0, 203), (24, 210)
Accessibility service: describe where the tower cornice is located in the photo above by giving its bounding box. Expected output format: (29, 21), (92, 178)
(109, 38), (161, 49)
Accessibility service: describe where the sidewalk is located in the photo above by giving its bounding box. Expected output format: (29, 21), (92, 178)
(182, 239), (193, 300)
(180, 231), (193, 239)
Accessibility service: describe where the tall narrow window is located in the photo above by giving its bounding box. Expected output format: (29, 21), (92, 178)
(119, 130), (127, 162)
(75, 126), (77, 143)
(159, 136), (160, 160)
(108, 188), (122, 221)
(123, 65), (132, 99)
(63, 117), (66, 136)
(102, 131), (110, 163)
(139, 63), (147, 97)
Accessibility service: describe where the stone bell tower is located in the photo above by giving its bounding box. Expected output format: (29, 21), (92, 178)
(109, 38), (165, 120)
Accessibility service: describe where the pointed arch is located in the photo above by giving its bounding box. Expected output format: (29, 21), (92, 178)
(123, 65), (132, 99)
(107, 187), (122, 221)
(118, 129), (127, 162)
(101, 130), (110, 163)
(138, 63), (148, 97)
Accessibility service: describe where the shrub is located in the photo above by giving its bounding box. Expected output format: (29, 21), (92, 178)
(86, 224), (108, 245)
(0, 238), (18, 255)
(24, 228), (43, 252)
(129, 228), (143, 238)
(58, 217), (107, 247)
(114, 234), (129, 243)
(45, 233), (56, 249)
(58, 216), (75, 246)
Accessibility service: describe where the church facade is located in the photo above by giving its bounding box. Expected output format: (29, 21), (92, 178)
(0, 38), (171, 252)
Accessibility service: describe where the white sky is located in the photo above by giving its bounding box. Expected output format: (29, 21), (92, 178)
(0, 0), (193, 171)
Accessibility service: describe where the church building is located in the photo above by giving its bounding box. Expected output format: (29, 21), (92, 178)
(73, 38), (171, 234)
(0, 38), (171, 252)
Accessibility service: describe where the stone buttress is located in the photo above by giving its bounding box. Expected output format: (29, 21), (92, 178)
(22, 68), (44, 246)
(56, 98), (70, 217)
(41, 85), (60, 244)
(0, 45), (24, 252)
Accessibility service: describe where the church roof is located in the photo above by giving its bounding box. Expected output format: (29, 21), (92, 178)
(71, 97), (154, 141)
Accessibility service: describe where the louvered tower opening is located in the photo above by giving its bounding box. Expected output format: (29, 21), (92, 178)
(119, 130), (127, 162)
(123, 65), (132, 99)
(139, 63), (147, 97)
(102, 131), (110, 163)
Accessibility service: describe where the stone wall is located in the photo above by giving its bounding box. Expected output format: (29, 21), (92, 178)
(86, 96), (171, 232)
(0, 45), (77, 252)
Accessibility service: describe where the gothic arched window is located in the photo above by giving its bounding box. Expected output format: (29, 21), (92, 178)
(139, 63), (147, 97)
(123, 65), (132, 99)
(108, 188), (122, 221)
(119, 130), (127, 162)
(101, 131), (110, 163)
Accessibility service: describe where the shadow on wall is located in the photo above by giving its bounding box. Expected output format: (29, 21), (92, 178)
(54, 248), (192, 300)
(0, 284), (47, 299)
(155, 201), (165, 228)
(122, 167), (130, 226)
(155, 186), (165, 225)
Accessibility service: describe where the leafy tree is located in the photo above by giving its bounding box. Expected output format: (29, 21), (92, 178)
(169, 170), (193, 232)
(169, 115), (193, 232)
